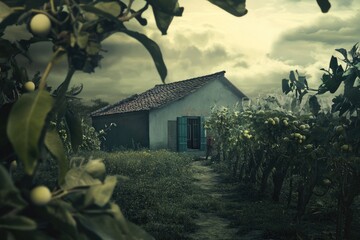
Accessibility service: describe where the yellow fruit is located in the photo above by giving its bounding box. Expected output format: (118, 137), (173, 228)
(340, 144), (349, 151)
(24, 81), (35, 91)
(299, 125), (306, 130)
(283, 137), (290, 142)
(244, 130), (250, 134)
(30, 186), (52, 205)
(301, 135), (306, 140)
(10, 160), (17, 169)
(283, 120), (289, 126)
(30, 14), (51, 36)
(264, 121), (268, 124)
(294, 133), (301, 138)
(84, 159), (106, 179)
(335, 125), (344, 133)
(298, 139), (303, 144)
(243, 133), (249, 138)
(274, 117), (280, 124)
(304, 124), (310, 129)
(304, 144), (313, 149)
(323, 179), (331, 186)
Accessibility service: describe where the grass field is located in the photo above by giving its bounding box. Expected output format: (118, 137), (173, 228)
(86, 150), (217, 240)
(35, 150), (359, 239)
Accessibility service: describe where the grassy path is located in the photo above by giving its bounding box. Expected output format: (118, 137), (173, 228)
(188, 160), (240, 240)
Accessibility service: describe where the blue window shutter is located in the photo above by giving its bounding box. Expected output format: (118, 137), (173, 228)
(200, 116), (206, 151)
(177, 117), (187, 152)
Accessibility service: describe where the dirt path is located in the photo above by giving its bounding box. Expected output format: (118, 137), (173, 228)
(188, 160), (239, 240)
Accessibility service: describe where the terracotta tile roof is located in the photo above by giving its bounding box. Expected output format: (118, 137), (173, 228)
(91, 71), (242, 117)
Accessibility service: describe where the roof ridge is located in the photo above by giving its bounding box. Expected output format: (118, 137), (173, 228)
(90, 94), (139, 116)
(155, 70), (226, 87)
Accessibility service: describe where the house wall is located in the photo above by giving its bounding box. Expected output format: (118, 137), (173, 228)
(92, 111), (149, 150)
(149, 79), (242, 149)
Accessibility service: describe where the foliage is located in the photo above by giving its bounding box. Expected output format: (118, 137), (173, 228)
(2, 157), (153, 239)
(283, 43), (360, 118)
(206, 86), (360, 239)
(57, 118), (102, 154)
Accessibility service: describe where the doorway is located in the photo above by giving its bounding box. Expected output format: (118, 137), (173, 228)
(187, 117), (200, 149)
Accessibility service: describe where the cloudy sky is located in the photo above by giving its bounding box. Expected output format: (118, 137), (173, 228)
(7, 0), (360, 104)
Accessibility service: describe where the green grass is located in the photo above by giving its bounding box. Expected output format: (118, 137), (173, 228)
(87, 150), (208, 240)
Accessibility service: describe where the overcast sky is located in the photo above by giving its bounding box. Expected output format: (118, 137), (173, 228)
(7, 0), (360, 104)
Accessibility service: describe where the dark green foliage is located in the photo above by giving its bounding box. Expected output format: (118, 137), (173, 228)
(319, 43), (360, 116)
(7, 90), (53, 175)
(208, 0), (248, 17)
(316, 0), (331, 13)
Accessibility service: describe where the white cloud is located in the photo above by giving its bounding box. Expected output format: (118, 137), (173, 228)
(7, 0), (360, 105)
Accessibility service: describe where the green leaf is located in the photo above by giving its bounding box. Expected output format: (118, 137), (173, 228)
(152, 8), (174, 35)
(62, 168), (101, 190)
(148, 0), (183, 34)
(0, 165), (15, 190)
(43, 200), (78, 238)
(0, 216), (37, 231)
(76, 214), (126, 239)
(281, 79), (291, 94)
(84, 176), (117, 207)
(81, 5), (167, 82)
(308, 95), (321, 116)
(335, 48), (348, 61)
(296, 76), (307, 90)
(120, 29), (167, 82)
(65, 110), (83, 153)
(0, 39), (17, 59)
(208, 0), (247, 17)
(349, 43), (359, 59)
(346, 88), (360, 106)
(0, 165), (27, 208)
(316, 0), (331, 13)
(329, 56), (338, 74)
(44, 128), (69, 186)
(7, 90), (53, 175)
(0, 0), (46, 8)
(147, 0), (184, 16)
(0, 2), (13, 19)
(109, 203), (130, 235)
(321, 73), (342, 94)
(0, 10), (25, 36)
(289, 70), (297, 82)
(94, 1), (121, 17)
(76, 32), (89, 49)
(0, 104), (15, 162)
(343, 71), (357, 95)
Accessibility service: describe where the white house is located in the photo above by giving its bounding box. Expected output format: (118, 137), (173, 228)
(90, 71), (247, 151)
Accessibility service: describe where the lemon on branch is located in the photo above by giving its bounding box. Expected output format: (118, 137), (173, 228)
(30, 14), (51, 36)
